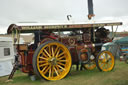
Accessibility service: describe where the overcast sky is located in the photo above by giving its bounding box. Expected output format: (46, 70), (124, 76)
(0, 0), (128, 34)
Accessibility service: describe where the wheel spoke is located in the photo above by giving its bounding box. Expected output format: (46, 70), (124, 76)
(105, 64), (108, 69)
(57, 56), (65, 60)
(43, 65), (51, 74)
(39, 61), (48, 63)
(39, 57), (48, 60)
(57, 65), (65, 71)
(55, 45), (59, 55)
(48, 45), (52, 57)
(99, 63), (103, 67)
(49, 66), (52, 78)
(55, 48), (60, 58)
(42, 52), (49, 58)
(54, 67), (59, 76)
(108, 62), (112, 68)
(41, 65), (48, 72)
(58, 62), (65, 66)
(99, 62), (104, 67)
(44, 49), (52, 58)
(57, 52), (65, 58)
(103, 63), (106, 68)
(39, 63), (49, 67)
(99, 60), (104, 65)
(52, 46), (55, 57)
(107, 63), (109, 68)
(51, 66), (54, 78)
(55, 65), (61, 74)
(58, 60), (67, 62)
(101, 64), (105, 69)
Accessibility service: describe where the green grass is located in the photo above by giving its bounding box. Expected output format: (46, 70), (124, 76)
(0, 60), (128, 85)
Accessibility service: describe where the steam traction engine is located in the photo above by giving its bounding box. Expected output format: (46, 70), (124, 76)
(7, 22), (122, 80)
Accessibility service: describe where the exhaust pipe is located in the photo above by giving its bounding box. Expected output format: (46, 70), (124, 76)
(87, 0), (95, 20)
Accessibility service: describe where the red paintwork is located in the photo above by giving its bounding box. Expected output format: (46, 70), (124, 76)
(19, 52), (29, 73)
(19, 49), (34, 73)
(19, 35), (58, 73)
(17, 30), (112, 73)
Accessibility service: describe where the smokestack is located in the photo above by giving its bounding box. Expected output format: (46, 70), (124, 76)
(88, 0), (95, 20)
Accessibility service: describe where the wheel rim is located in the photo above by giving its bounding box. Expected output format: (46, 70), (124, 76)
(36, 42), (72, 80)
(98, 51), (114, 71)
(84, 61), (96, 70)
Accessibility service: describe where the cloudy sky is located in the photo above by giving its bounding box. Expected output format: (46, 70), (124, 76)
(0, 0), (128, 34)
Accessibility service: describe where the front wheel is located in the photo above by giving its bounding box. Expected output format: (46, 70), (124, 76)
(96, 50), (115, 72)
(33, 41), (72, 81)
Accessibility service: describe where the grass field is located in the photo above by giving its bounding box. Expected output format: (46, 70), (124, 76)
(0, 60), (128, 85)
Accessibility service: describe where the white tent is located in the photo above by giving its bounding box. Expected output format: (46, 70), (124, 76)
(0, 36), (25, 77)
(0, 37), (14, 77)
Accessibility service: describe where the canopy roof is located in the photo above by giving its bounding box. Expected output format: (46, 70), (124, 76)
(7, 21), (122, 34)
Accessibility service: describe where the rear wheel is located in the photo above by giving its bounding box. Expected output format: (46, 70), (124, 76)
(96, 50), (115, 72)
(33, 41), (72, 81)
(84, 60), (96, 70)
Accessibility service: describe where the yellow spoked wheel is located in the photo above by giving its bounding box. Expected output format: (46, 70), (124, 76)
(84, 61), (96, 70)
(96, 50), (115, 72)
(33, 41), (72, 81)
